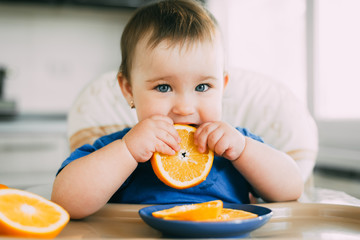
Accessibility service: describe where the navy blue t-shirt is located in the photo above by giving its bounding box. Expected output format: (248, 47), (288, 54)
(58, 127), (264, 205)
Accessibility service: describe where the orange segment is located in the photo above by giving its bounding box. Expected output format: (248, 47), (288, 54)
(151, 124), (214, 189)
(152, 200), (223, 221)
(0, 188), (69, 238)
(0, 184), (8, 189)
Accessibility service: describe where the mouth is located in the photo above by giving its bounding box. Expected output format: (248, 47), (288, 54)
(175, 123), (199, 128)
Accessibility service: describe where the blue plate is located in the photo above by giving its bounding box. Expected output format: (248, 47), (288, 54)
(139, 203), (272, 238)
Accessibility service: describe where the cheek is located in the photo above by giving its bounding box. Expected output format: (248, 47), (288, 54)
(131, 89), (158, 121)
(135, 99), (169, 121)
(199, 95), (223, 121)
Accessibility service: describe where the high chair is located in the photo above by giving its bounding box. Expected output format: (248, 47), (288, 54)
(67, 68), (318, 188)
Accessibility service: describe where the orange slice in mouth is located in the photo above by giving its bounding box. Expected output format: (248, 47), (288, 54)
(151, 124), (214, 189)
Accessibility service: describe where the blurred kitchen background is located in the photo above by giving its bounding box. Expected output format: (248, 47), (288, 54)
(0, 0), (359, 198)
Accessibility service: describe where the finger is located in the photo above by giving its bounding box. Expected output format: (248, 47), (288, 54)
(158, 122), (181, 144)
(195, 122), (219, 153)
(207, 128), (226, 152)
(167, 124), (181, 144)
(156, 129), (181, 152)
(213, 135), (230, 157)
(194, 123), (208, 151)
(152, 116), (181, 143)
(154, 139), (177, 156)
(194, 122), (210, 142)
(151, 115), (174, 125)
(194, 122), (215, 142)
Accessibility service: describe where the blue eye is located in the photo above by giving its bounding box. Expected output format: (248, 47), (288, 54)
(155, 84), (171, 92)
(195, 84), (209, 92)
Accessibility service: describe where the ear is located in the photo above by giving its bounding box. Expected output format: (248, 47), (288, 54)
(117, 72), (133, 104)
(223, 72), (229, 90)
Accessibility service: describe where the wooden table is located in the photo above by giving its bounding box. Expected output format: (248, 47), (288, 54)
(56, 201), (360, 239)
(15, 184), (360, 239)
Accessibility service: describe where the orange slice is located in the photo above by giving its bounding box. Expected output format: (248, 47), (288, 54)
(0, 184), (8, 189)
(152, 200), (258, 222)
(151, 124), (214, 189)
(152, 200), (223, 221)
(216, 208), (258, 221)
(0, 188), (70, 238)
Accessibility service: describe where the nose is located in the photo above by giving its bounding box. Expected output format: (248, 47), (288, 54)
(171, 94), (195, 116)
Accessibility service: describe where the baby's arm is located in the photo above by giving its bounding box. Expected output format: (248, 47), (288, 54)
(195, 121), (303, 202)
(51, 115), (180, 219)
(51, 139), (137, 219)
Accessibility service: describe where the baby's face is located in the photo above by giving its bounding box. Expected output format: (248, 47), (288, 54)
(129, 35), (227, 126)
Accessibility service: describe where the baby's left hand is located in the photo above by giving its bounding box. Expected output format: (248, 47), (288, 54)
(194, 122), (246, 161)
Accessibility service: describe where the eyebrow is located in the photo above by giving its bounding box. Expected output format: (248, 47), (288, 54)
(145, 75), (218, 83)
(145, 77), (171, 83)
(200, 76), (218, 81)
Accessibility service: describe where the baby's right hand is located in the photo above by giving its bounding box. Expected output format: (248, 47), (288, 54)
(123, 115), (181, 163)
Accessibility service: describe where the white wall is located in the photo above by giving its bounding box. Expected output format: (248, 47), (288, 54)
(1, 1), (307, 114)
(208, 0), (307, 104)
(0, 3), (133, 114)
(208, 0), (360, 172)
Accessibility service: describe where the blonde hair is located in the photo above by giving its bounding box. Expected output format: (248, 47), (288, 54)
(119, 0), (218, 81)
